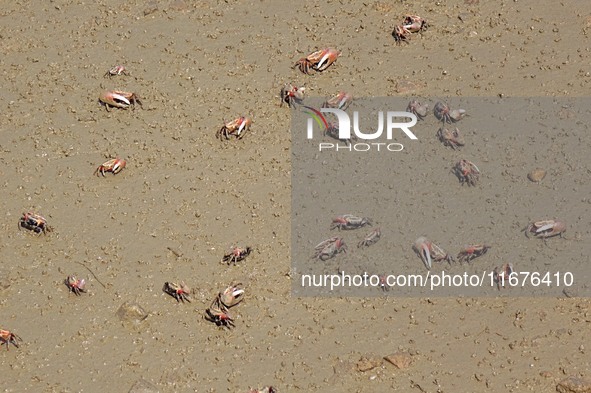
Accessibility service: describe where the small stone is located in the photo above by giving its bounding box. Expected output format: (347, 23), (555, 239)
(527, 168), (546, 183)
(356, 356), (381, 372)
(384, 352), (413, 369)
(116, 302), (149, 324)
(556, 376), (591, 393)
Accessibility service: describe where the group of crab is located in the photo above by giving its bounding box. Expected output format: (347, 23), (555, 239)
(407, 98), (482, 186)
(159, 245), (252, 328)
(407, 97), (568, 288)
(313, 215), (381, 261)
(218, 48), (343, 140)
(281, 47), (361, 147)
(281, 47), (344, 113)
(101, 65), (253, 141)
(17, 210), (254, 330)
(412, 237), (492, 270)
(413, 218), (566, 289)
(1, 272), (88, 349)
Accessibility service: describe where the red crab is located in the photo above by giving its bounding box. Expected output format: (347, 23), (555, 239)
(94, 158), (126, 176)
(413, 236), (454, 270)
(293, 48), (341, 74)
(65, 276), (86, 296)
(19, 212), (52, 235)
(0, 329), (21, 351)
(457, 245), (491, 263)
(162, 281), (191, 302)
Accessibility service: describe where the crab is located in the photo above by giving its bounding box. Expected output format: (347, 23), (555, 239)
(162, 281), (191, 303)
(94, 158), (126, 177)
(494, 263), (514, 290)
(413, 236), (454, 270)
(205, 298), (235, 329)
(437, 127), (465, 149)
(403, 15), (428, 33)
(65, 275), (86, 296)
(358, 227), (381, 248)
(99, 90), (142, 111)
(293, 48), (341, 74)
(453, 159), (480, 186)
(433, 101), (466, 123)
(0, 329), (21, 351)
(221, 246), (252, 265)
(457, 245), (491, 263)
(19, 212), (52, 235)
(406, 99), (429, 120)
(217, 116), (251, 140)
(280, 83), (305, 108)
(205, 283), (244, 329)
(392, 25), (411, 45)
(322, 91), (353, 111)
(523, 220), (566, 240)
(313, 237), (347, 261)
(330, 214), (372, 230)
(104, 65), (128, 77)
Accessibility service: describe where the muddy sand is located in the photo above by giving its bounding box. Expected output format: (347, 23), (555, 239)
(1, 1), (590, 392)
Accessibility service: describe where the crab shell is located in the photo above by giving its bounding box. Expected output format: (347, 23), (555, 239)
(66, 276), (86, 295)
(392, 25), (410, 44)
(104, 65), (128, 77)
(99, 90), (142, 110)
(95, 158), (126, 176)
(0, 329), (21, 350)
(330, 214), (372, 230)
(457, 245), (491, 262)
(294, 48), (341, 74)
(407, 99), (428, 120)
(455, 159), (480, 185)
(163, 281), (191, 302)
(281, 84), (305, 107)
(357, 227), (381, 248)
(403, 15), (428, 33)
(19, 212), (50, 234)
(413, 237), (453, 269)
(525, 220), (566, 238)
(313, 237), (347, 260)
(323, 91), (353, 110)
(222, 246), (252, 264)
(219, 116), (252, 139)
(437, 127), (465, 149)
(206, 299), (235, 328)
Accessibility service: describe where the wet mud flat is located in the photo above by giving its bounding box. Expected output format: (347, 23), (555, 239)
(0, 1), (590, 392)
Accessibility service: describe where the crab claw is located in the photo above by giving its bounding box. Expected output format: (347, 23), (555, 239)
(99, 90), (141, 111)
(414, 237), (432, 270)
(237, 117), (251, 136)
(315, 48), (341, 71)
(449, 109), (467, 122)
(219, 283), (244, 308)
(99, 91), (130, 109)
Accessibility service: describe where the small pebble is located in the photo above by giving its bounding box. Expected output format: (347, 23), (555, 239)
(527, 168), (546, 183)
